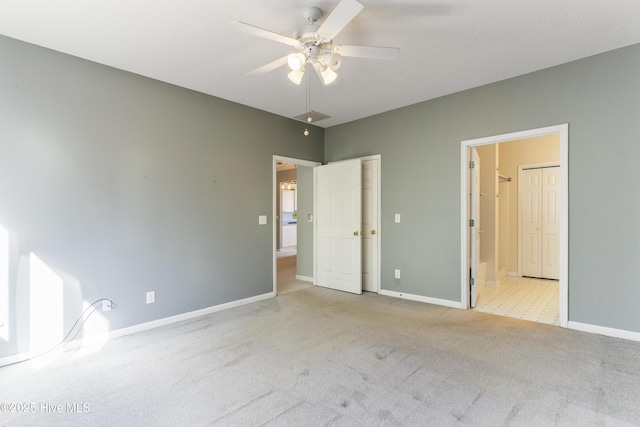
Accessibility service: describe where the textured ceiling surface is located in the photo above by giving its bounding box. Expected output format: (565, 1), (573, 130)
(1, 1), (640, 127)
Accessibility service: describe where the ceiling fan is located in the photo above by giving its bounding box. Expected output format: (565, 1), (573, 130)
(230, 0), (399, 85)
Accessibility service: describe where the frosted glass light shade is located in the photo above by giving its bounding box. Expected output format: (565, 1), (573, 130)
(288, 69), (305, 85)
(287, 53), (306, 71)
(320, 66), (337, 85)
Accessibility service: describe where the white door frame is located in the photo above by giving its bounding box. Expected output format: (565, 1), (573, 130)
(273, 155), (321, 295)
(460, 124), (569, 327)
(517, 162), (560, 278)
(361, 155), (381, 293)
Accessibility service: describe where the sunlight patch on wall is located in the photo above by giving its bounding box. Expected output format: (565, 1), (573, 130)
(0, 225), (8, 341)
(29, 253), (64, 365)
(74, 299), (109, 359)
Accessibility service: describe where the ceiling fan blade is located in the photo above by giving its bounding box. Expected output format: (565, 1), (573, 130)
(247, 56), (289, 76)
(334, 45), (400, 60)
(230, 21), (299, 47)
(316, 0), (364, 42)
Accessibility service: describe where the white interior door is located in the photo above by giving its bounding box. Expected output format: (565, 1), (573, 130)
(522, 166), (560, 280)
(315, 159), (362, 294)
(542, 167), (560, 279)
(470, 148), (480, 308)
(362, 158), (379, 292)
(542, 167), (560, 280)
(522, 168), (542, 277)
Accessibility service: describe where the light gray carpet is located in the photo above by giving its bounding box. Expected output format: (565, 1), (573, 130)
(2, 286), (640, 426)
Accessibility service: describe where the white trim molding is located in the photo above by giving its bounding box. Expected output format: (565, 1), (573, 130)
(568, 321), (640, 342)
(295, 275), (313, 282)
(379, 289), (463, 309)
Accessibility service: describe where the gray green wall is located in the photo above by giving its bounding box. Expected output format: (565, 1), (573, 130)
(0, 35), (323, 359)
(325, 43), (640, 333)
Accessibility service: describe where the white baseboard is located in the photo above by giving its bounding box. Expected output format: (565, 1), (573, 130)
(568, 321), (640, 342)
(295, 275), (313, 283)
(106, 291), (275, 341)
(379, 289), (463, 309)
(486, 280), (499, 288)
(0, 291), (275, 368)
(507, 271), (520, 277)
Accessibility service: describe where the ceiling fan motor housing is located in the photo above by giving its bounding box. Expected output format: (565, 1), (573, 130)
(294, 24), (321, 44)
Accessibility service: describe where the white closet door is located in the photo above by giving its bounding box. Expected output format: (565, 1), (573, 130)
(522, 167), (560, 280)
(522, 169), (543, 278)
(542, 167), (560, 280)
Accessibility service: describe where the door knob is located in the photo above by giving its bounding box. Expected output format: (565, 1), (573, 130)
(371, 230), (377, 235)
(354, 231), (359, 236)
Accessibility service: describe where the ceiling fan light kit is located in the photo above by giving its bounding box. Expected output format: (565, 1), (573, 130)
(231, 0), (399, 86)
(287, 68), (305, 85)
(287, 52), (306, 71)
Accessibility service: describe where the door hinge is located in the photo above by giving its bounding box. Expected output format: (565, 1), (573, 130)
(469, 161), (475, 169)
(469, 219), (475, 227)
(470, 277), (474, 287)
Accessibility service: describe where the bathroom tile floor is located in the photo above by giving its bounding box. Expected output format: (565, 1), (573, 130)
(474, 276), (559, 326)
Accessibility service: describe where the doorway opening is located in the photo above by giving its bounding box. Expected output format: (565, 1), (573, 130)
(461, 124), (568, 327)
(273, 156), (320, 295)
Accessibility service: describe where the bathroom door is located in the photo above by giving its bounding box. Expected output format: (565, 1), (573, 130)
(470, 148), (481, 308)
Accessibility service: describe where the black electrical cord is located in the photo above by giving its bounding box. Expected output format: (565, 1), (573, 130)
(0, 298), (113, 369)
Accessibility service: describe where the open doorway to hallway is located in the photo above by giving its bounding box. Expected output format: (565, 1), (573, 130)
(276, 247), (311, 294)
(462, 125), (568, 327)
(273, 156), (320, 295)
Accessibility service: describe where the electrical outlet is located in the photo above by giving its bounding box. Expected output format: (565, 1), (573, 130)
(102, 300), (112, 312)
(146, 291), (155, 304)
(395, 269), (401, 279)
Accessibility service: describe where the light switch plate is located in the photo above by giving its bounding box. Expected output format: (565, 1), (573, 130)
(395, 214), (401, 223)
(259, 215), (267, 225)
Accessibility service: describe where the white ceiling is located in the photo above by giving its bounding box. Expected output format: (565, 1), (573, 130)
(1, 1), (640, 128)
